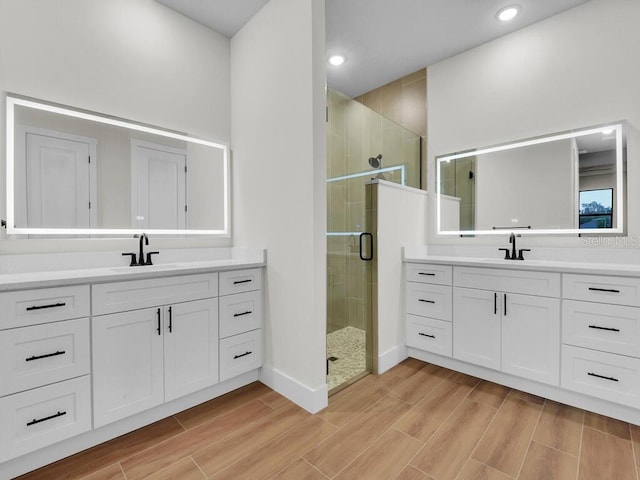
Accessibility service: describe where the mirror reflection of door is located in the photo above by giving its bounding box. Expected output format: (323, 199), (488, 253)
(131, 140), (187, 229)
(16, 127), (97, 229)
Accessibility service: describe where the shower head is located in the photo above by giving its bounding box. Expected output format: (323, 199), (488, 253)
(368, 154), (382, 169)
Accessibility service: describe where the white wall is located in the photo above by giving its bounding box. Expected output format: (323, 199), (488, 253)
(427, 0), (640, 247)
(0, 0), (231, 252)
(230, 0), (327, 412)
(376, 181), (428, 372)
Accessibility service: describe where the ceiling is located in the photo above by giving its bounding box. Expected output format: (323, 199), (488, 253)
(157, 0), (591, 98)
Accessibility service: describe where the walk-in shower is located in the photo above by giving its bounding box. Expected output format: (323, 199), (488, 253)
(326, 89), (422, 394)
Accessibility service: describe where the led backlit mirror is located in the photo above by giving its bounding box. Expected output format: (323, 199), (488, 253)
(436, 122), (626, 236)
(5, 95), (229, 236)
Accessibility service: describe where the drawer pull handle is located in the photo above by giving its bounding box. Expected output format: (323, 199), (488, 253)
(26, 302), (66, 311)
(233, 279), (252, 285)
(168, 306), (173, 333)
(419, 332), (436, 339)
(588, 287), (620, 293)
(156, 308), (161, 336)
(26, 410), (67, 426)
(588, 325), (620, 332)
(233, 311), (253, 317)
(418, 299), (435, 304)
(234, 351), (252, 359)
(418, 272), (436, 276)
(588, 372), (619, 382)
(26, 350), (66, 362)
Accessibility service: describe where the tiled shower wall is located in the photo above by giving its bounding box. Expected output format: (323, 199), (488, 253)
(327, 79), (424, 334)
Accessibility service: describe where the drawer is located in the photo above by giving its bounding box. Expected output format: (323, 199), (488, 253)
(0, 285), (90, 329)
(406, 314), (452, 357)
(219, 268), (262, 296)
(92, 273), (218, 315)
(454, 267), (560, 297)
(563, 274), (640, 307)
(406, 283), (452, 321)
(0, 375), (91, 462)
(406, 263), (452, 286)
(561, 345), (640, 408)
(219, 329), (262, 382)
(0, 318), (90, 397)
(563, 300), (640, 358)
(219, 290), (263, 339)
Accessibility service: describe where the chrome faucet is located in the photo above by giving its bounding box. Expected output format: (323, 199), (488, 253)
(498, 233), (530, 260)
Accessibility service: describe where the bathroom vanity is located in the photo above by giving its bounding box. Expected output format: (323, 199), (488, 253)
(404, 252), (640, 425)
(0, 249), (265, 477)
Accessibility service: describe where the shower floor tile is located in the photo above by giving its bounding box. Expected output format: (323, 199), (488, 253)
(327, 326), (366, 391)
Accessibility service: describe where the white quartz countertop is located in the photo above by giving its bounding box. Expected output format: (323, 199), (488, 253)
(0, 248), (266, 292)
(403, 253), (640, 277)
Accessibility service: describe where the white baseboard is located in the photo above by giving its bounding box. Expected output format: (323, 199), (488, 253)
(377, 345), (408, 374)
(259, 365), (328, 413)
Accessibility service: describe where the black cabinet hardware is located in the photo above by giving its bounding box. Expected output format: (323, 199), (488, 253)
(156, 308), (161, 335)
(233, 311), (253, 317)
(588, 287), (620, 293)
(494, 292), (497, 314)
(27, 410), (66, 426)
(234, 351), (252, 359)
(26, 302), (66, 311)
(233, 279), (252, 285)
(26, 350), (66, 362)
(418, 333), (435, 339)
(588, 325), (620, 332)
(418, 272), (436, 276)
(359, 232), (374, 261)
(418, 299), (435, 304)
(588, 372), (619, 382)
(168, 306), (172, 333)
(504, 293), (507, 316)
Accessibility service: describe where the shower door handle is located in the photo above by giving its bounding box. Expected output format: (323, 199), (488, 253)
(359, 233), (373, 261)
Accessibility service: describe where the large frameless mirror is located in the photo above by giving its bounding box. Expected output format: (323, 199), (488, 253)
(5, 95), (229, 236)
(436, 122), (626, 236)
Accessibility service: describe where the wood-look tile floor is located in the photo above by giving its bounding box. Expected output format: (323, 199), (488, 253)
(16, 358), (640, 480)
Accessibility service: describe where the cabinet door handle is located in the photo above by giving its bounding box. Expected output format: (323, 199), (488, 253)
(419, 332), (435, 339)
(26, 302), (66, 311)
(418, 272), (436, 276)
(26, 350), (66, 362)
(588, 325), (620, 332)
(588, 287), (620, 293)
(156, 308), (161, 336)
(418, 299), (435, 304)
(233, 311), (253, 317)
(234, 351), (252, 359)
(504, 293), (507, 316)
(588, 372), (619, 382)
(233, 279), (252, 285)
(168, 306), (173, 333)
(26, 410), (66, 426)
(494, 292), (497, 315)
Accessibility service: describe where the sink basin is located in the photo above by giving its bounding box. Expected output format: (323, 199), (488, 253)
(110, 264), (184, 273)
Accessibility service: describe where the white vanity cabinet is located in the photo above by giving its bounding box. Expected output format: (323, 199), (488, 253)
(91, 274), (219, 427)
(561, 274), (640, 408)
(0, 286), (92, 462)
(218, 269), (263, 381)
(453, 267), (561, 385)
(405, 264), (453, 357)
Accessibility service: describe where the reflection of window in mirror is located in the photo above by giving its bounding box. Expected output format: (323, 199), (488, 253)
(579, 189), (613, 229)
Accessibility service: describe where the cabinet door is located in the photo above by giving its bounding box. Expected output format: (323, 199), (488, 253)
(502, 293), (560, 385)
(92, 308), (164, 427)
(453, 287), (501, 370)
(164, 298), (219, 401)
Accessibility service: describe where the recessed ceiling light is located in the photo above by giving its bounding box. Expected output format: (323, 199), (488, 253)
(328, 54), (346, 66)
(496, 5), (521, 21)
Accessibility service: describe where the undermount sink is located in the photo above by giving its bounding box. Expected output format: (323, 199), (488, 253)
(110, 263), (184, 273)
